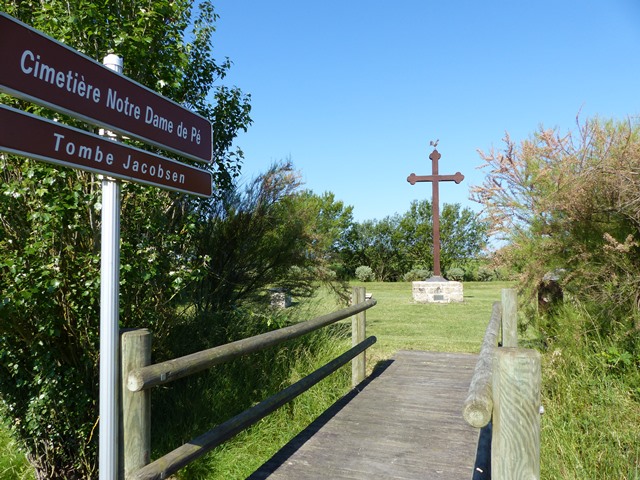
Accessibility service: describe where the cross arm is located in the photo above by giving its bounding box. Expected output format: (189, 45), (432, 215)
(407, 172), (464, 185)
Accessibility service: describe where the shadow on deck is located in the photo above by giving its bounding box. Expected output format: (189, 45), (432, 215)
(250, 351), (490, 480)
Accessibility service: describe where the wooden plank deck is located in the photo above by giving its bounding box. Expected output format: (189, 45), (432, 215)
(249, 350), (482, 480)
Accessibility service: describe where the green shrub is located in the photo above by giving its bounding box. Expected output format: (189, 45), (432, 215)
(0, 2), (253, 477)
(402, 268), (432, 282)
(446, 267), (464, 281)
(354, 266), (375, 282)
(477, 266), (495, 281)
(463, 264), (479, 281)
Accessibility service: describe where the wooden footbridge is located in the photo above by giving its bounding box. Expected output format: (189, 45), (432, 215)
(120, 288), (541, 480)
(250, 350), (483, 480)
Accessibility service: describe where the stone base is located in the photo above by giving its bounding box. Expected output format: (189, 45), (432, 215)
(412, 277), (464, 303)
(269, 288), (292, 308)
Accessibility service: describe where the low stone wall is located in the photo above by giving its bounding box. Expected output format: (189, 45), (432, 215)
(412, 278), (464, 303)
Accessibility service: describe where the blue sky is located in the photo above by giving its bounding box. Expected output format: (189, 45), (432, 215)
(211, 0), (640, 222)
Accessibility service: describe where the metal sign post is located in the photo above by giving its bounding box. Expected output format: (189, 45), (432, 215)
(98, 54), (123, 480)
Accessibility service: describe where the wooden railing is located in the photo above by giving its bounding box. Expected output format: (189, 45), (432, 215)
(463, 288), (542, 480)
(118, 287), (376, 480)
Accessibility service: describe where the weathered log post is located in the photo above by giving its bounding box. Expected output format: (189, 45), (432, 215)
(120, 329), (152, 479)
(501, 288), (518, 348)
(492, 348), (541, 480)
(352, 286), (367, 387)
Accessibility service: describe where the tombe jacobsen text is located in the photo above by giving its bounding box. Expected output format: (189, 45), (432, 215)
(52, 132), (186, 185)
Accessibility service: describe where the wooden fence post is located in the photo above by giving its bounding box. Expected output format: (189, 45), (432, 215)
(352, 287), (366, 387)
(492, 348), (541, 480)
(120, 329), (152, 479)
(501, 288), (518, 348)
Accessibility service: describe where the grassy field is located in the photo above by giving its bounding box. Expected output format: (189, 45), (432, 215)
(186, 280), (510, 479)
(314, 281), (513, 375)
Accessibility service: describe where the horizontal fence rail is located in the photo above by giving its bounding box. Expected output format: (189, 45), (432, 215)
(462, 301), (501, 428)
(121, 287), (377, 480)
(128, 298), (377, 392)
(462, 288), (542, 480)
(132, 336), (377, 480)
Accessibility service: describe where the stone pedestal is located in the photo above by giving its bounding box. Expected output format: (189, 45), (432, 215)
(412, 276), (464, 303)
(269, 288), (292, 308)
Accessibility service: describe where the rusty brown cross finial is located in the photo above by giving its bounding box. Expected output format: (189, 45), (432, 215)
(407, 147), (464, 279)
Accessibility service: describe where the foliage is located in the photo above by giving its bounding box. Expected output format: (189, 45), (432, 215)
(445, 267), (464, 281)
(0, 2), (251, 478)
(354, 266), (375, 282)
(402, 268), (432, 282)
(476, 266), (496, 282)
(190, 162), (349, 314)
(472, 117), (640, 332)
(338, 201), (488, 281)
(398, 200), (489, 272)
(448, 257), (512, 282)
(474, 117), (640, 477)
(339, 217), (407, 282)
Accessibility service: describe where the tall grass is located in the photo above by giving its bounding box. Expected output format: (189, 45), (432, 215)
(168, 281), (508, 479)
(148, 295), (354, 480)
(534, 305), (640, 479)
(173, 326), (352, 479)
(0, 420), (33, 480)
(0, 281), (508, 479)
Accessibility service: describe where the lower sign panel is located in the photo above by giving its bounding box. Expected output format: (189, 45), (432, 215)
(0, 104), (213, 197)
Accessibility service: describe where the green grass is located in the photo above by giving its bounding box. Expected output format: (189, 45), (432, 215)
(536, 305), (640, 479)
(0, 421), (33, 480)
(172, 281), (510, 479)
(168, 324), (353, 480)
(312, 281), (513, 371)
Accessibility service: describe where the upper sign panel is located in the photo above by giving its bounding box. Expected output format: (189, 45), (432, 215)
(0, 12), (213, 163)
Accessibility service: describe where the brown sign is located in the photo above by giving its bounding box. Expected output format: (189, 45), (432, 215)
(0, 12), (212, 163)
(0, 104), (212, 197)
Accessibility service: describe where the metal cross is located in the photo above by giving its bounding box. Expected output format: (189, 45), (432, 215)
(407, 148), (464, 278)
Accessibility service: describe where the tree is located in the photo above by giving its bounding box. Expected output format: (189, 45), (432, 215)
(0, 2), (251, 477)
(471, 118), (640, 328)
(398, 200), (488, 272)
(338, 215), (408, 281)
(337, 202), (488, 282)
(439, 203), (490, 270)
(190, 162), (350, 313)
(398, 200), (488, 275)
